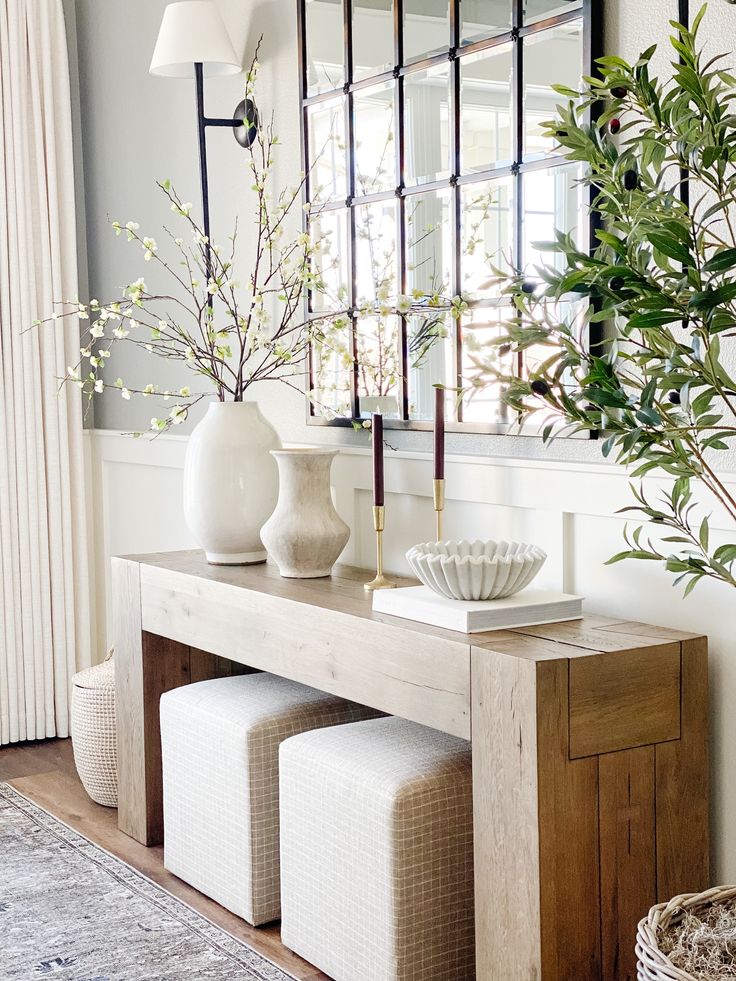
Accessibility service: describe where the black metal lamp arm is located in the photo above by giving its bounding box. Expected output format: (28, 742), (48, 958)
(193, 61), (258, 275)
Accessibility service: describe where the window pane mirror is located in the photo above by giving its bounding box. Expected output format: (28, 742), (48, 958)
(298, 0), (600, 433)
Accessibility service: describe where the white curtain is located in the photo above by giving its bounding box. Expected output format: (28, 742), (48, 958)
(0, 0), (92, 744)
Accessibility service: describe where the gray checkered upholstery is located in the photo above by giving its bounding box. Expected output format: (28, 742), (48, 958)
(280, 715), (475, 981)
(160, 673), (381, 926)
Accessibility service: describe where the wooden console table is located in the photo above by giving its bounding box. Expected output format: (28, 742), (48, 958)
(113, 550), (709, 981)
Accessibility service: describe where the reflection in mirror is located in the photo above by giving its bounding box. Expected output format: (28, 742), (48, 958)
(307, 98), (347, 203)
(309, 209), (350, 313)
(408, 314), (453, 421)
(305, 0), (345, 96)
(354, 82), (396, 195)
(524, 0), (582, 26)
(460, 45), (513, 174)
(522, 163), (584, 276)
(461, 0), (511, 46)
(522, 299), (586, 380)
(461, 307), (515, 424)
(461, 178), (514, 299)
(356, 315), (401, 418)
(406, 189), (452, 300)
(311, 320), (353, 419)
(403, 0), (450, 64)
(524, 22), (583, 159)
(353, 0), (394, 81)
(404, 63), (451, 186)
(355, 200), (398, 306)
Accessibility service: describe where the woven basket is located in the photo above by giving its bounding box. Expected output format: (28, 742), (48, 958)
(71, 650), (118, 807)
(637, 885), (736, 980)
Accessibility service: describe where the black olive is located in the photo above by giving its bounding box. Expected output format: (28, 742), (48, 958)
(668, 391), (681, 405)
(623, 169), (639, 191)
(608, 276), (625, 292)
(611, 86), (627, 99)
(521, 281), (536, 294)
(610, 118), (621, 135)
(530, 379), (550, 396)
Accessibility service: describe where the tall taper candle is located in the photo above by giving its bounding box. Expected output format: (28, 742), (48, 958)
(372, 413), (384, 506)
(433, 387), (445, 480)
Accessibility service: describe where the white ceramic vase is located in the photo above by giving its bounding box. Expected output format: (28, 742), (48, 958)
(183, 401), (280, 565)
(261, 448), (350, 578)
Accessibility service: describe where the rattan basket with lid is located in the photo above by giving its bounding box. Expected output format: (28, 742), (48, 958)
(71, 650), (117, 807)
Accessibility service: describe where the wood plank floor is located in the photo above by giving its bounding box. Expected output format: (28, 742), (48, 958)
(0, 737), (329, 981)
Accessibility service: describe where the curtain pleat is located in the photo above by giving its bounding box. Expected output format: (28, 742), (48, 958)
(0, 0), (91, 744)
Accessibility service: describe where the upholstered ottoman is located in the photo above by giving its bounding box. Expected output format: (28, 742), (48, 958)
(280, 715), (475, 981)
(160, 673), (380, 926)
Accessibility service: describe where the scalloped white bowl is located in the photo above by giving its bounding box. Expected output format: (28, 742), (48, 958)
(405, 539), (547, 601)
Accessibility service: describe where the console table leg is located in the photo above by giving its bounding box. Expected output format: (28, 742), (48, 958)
(471, 647), (600, 980)
(112, 557), (190, 845)
(471, 647), (542, 980)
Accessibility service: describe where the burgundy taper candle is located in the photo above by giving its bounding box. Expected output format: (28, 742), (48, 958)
(372, 413), (384, 506)
(433, 387), (445, 480)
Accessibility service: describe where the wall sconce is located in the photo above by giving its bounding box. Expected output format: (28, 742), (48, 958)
(150, 1), (258, 250)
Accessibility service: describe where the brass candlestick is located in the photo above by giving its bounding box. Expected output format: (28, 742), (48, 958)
(433, 478), (445, 542)
(364, 505), (396, 591)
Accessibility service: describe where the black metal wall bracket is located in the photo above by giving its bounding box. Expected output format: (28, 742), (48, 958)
(194, 61), (258, 257)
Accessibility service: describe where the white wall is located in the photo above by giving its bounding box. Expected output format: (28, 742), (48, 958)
(75, 0), (736, 882)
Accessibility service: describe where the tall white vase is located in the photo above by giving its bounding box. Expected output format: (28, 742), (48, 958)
(261, 448), (350, 578)
(183, 401), (280, 565)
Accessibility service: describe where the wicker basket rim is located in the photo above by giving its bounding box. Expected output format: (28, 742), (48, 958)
(637, 885), (736, 981)
(72, 655), (115, 691)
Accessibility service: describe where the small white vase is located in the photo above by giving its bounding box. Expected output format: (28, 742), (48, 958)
(261, 448), (350, 578)
(183, 401), (280, 565)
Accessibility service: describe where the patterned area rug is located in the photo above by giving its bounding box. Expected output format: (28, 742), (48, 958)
(0, 784), (296, 980)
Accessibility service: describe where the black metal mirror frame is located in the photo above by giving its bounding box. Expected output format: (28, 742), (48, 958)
(297, 0), (604, 434)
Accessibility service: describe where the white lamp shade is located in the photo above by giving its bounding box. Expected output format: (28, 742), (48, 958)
(150, 1), (241, 78)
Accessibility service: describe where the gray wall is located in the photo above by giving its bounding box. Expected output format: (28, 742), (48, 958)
(73, 0), (734, 464)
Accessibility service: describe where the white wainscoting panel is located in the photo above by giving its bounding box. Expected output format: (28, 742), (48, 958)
(89, 428), (736, 880)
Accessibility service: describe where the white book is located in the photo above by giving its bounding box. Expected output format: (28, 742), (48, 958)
(372, 586), (584, 634)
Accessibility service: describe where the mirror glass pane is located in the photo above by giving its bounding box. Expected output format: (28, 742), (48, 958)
(461, 178), (514, 300)
(356, 315), (401, 417)
(355, 200), (399, 307)
(309, 209), (350, 312)
(522, 299), (586, 380)
(307, 98), (347, 204)
(305, 0), (345, 96)
(354, 81), (396, 195)
(404, 63), (451, 186)
(353, 0), (394, 81)
(461, 307), (516, 424)
(522, 163), (584, 277)
(311, 323), (353, 418)
(461, 0), (511, 46)
(406, 188), (453, 301)
(408, 314), (454, 421)
(524, 0), (582, 26)
(460, 46), (514, 174)
(523, 22), (583, 159)
(403, 0), (450, 63)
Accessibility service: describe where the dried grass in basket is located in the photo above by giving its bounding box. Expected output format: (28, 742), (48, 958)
(637, 886), (736, 980)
